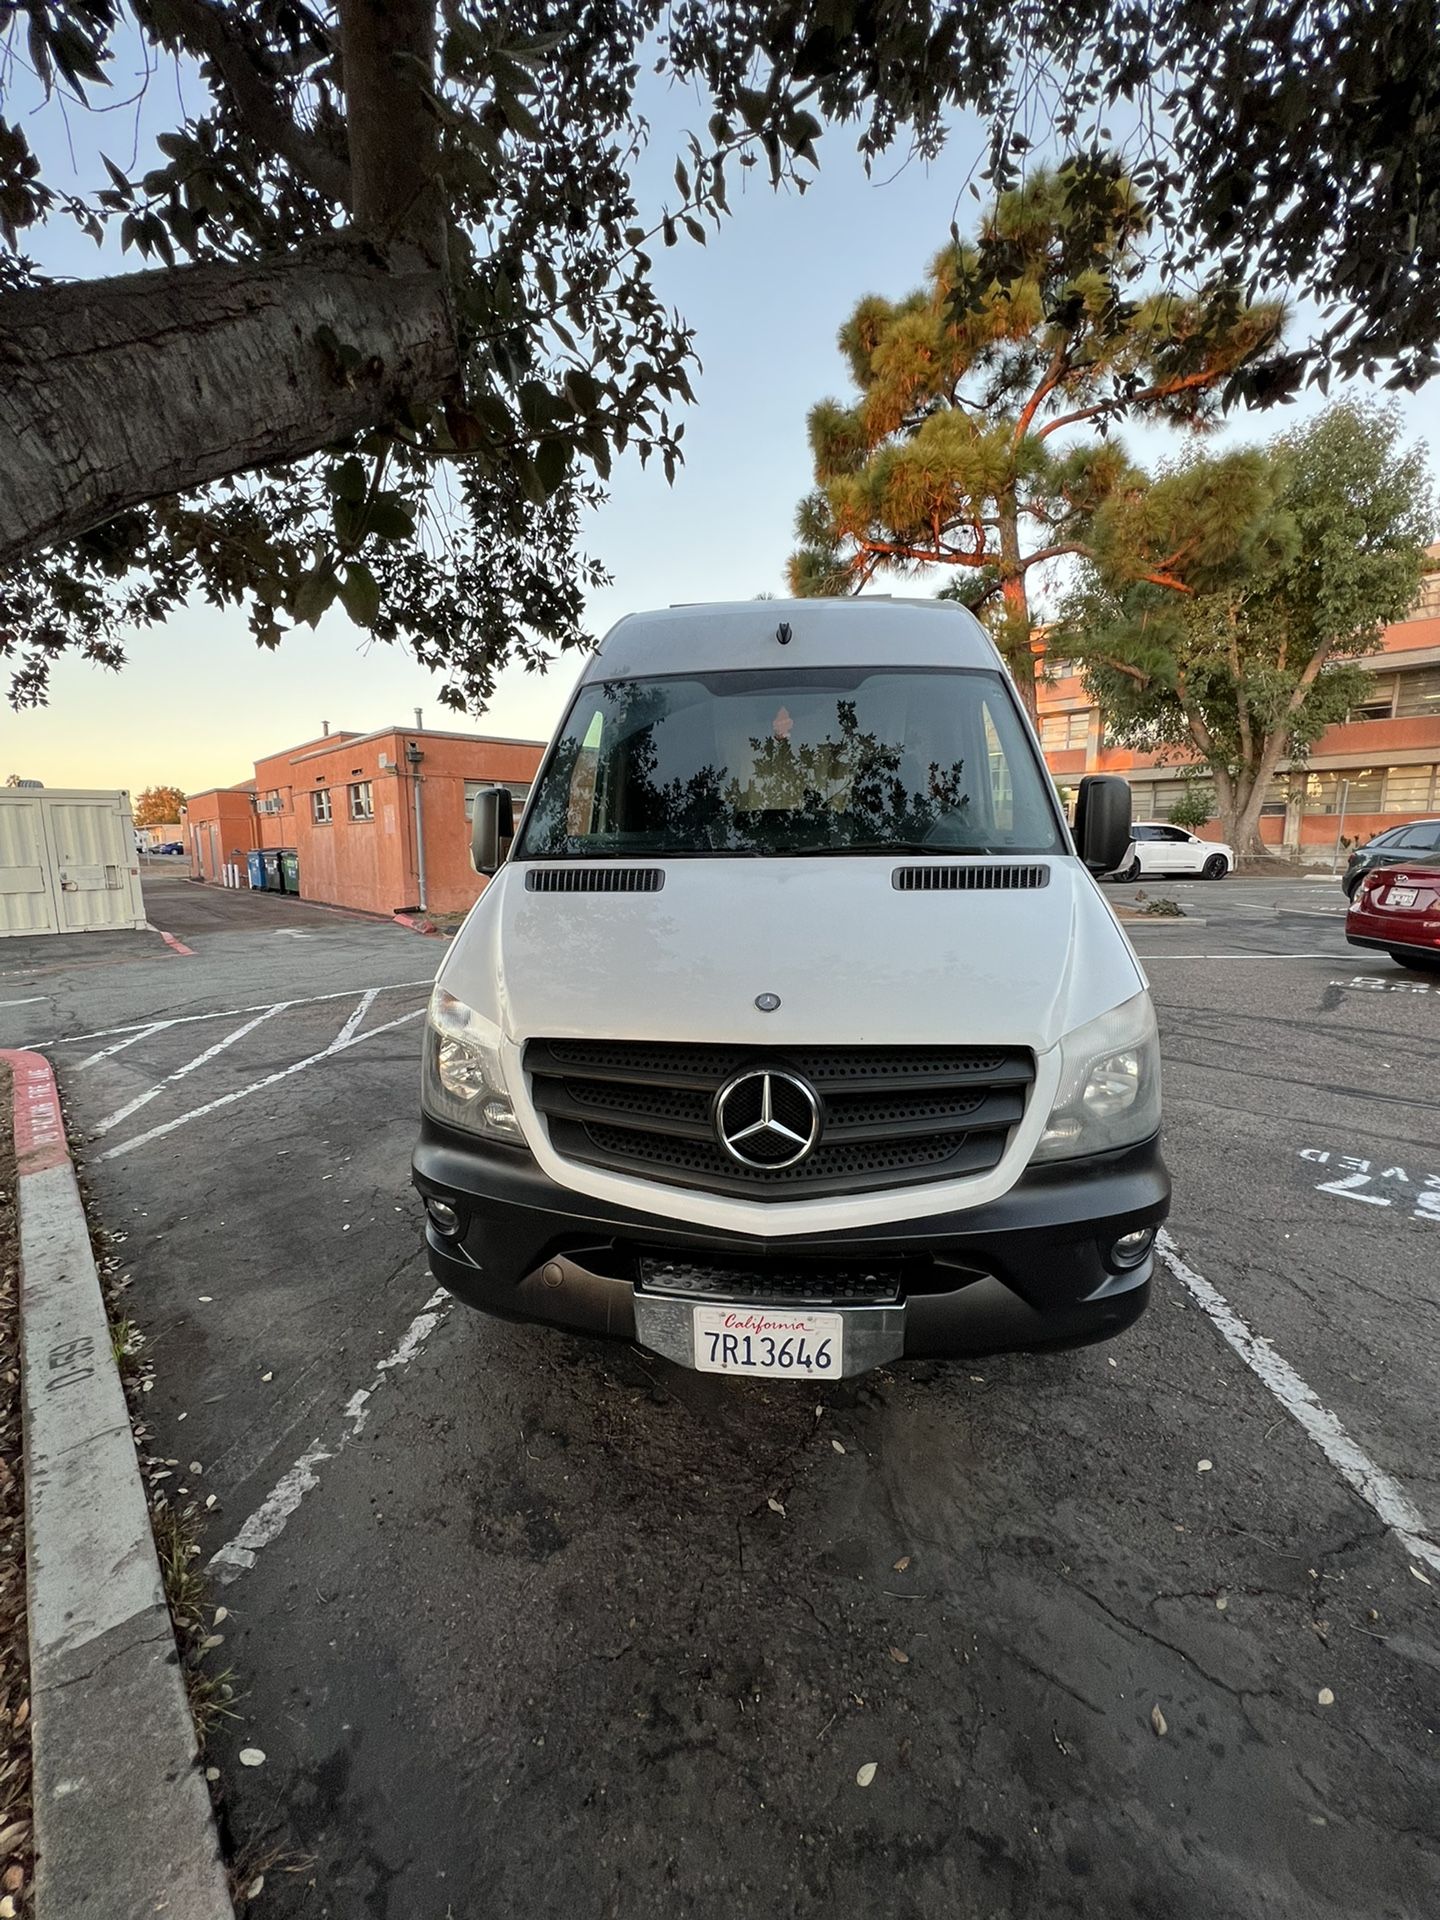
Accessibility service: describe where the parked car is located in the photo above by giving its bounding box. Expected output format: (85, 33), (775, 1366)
(1341, 819), (1440, 899)
(155, 840), (185, 855)
(1113, 823), (1233, 882)
(1345, 863), (1440, 969)
(413, 598), (1169, 1382)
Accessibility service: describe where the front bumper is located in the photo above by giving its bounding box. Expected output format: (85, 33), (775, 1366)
(412, 1119), (1170, 1371)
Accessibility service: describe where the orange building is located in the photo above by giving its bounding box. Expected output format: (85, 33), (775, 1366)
(1037, 571), (1440, 859)
(184, 723), (544, 916)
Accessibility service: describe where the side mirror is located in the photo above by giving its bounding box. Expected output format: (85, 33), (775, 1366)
(470, 787), (515, 876)
(1074, 774), (1132, 876)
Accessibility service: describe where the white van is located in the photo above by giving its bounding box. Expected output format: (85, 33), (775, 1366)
(413, 600), (1168, 1379)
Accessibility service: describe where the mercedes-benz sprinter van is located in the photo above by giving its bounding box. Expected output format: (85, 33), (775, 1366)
(413, 599), (1168, 1379)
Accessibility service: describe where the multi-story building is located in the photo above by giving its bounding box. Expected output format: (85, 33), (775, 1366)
(183, 722), (545, 916)
(1036, 571), (1440, 859)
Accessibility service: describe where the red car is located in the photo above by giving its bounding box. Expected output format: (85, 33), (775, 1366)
(1345, 864), (1440, 969)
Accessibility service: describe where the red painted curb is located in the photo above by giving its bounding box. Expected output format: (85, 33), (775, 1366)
(391, 913), (440, 937)
(0, 1049), (70, 1176)
(159, 931), (196, 956)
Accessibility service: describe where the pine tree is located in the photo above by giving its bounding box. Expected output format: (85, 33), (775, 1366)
(789, 162), (1283, 715)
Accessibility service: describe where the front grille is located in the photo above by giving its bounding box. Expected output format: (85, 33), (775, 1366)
(638, 1254), (901, 1304)
(526, 1038), (1034, 1200)
(892, 863), (1050, 891)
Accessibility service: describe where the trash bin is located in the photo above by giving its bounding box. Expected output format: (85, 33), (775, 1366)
(260, 850), (284, 892)
(280, 851), (300, 895)
(246, 850), (266, 891)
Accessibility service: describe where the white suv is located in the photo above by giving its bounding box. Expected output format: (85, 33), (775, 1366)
(1116, 823), (1233, 881)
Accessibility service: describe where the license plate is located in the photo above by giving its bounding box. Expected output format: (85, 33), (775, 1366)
(1389, 887), (1418, 908)
(692, 1305), (843, 1377)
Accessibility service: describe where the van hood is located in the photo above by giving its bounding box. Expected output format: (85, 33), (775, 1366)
(439, 857), (1145, 1056)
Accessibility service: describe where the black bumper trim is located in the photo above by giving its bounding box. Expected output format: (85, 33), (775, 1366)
(412, 1119), (1169, 1360)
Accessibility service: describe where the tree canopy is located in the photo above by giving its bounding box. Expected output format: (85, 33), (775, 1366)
(1058, 401), (1434, 853)
(132, 784), (188, 826)
(4, 3), (1440, 713)
(788, 162), (1282, 710)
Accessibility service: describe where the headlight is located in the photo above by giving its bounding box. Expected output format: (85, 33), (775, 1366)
(1030, 991), (1161, 1162)
(420, 986), (524, 1143)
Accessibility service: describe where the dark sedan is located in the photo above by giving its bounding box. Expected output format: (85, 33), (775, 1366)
(1341, 819), (1440, 898)
(1346, 864), (1440, 969)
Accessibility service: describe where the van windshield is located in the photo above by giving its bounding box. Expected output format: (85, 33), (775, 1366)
(515, 666), (1064, 859)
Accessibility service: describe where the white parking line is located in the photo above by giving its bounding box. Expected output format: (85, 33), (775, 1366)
(1156, 1229), (1440, 1578)
(72, 1023), (170, 1072)
(90, 1003), (291, 1139)
(209, 1288), (449, 1584)
(1134, 953), (1339, 961)
(97, 1005), (425, 1161)
(332, 987), (379, 1047)
(29, 980), (434, 1052)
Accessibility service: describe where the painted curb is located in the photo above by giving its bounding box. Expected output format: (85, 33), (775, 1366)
(1, 1050), (233, 1920)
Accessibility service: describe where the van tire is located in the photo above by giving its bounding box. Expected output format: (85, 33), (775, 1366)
(1202, 854), (1229, 880)
(1119, 858), (1142, 883)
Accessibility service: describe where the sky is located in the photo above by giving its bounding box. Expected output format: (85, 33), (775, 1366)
(7, 39), (1440, 797)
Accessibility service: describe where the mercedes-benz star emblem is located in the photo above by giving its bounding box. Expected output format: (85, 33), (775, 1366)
(714, 1068), (821, 1170)
(754, 992), (781, 1013)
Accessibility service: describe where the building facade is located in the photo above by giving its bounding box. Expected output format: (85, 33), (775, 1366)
(184, 725), (545, 915)
(1036, 573), (1440, 858)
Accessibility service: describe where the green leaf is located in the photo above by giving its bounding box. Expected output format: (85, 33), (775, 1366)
(534, 437), (569, 496)
(330, 456), (368, 505)
(339, 562), (381, 628)
(292, 567), (338, 628)
(366, 494), (416, 542)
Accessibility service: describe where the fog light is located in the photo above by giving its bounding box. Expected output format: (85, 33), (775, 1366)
(1110, 1227), (1154, 1270)
(426, 1197), (460, 1236)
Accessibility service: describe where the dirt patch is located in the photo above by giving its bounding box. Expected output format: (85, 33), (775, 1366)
(0, 1067), (34, 1915)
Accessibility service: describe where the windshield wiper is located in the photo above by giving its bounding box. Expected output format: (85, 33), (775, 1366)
(782, 842), (997, 858)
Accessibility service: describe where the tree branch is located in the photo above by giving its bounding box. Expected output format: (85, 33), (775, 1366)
(145, 0), (352, 206)
(0, 241), (456, 566)
(1033, 367), (1226, 442)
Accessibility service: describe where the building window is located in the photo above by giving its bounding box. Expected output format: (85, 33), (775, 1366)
(1348, 675), (1398, 722)
(1395, 666), (1440, 720)
(1043, 656), (1076, 680)
(348, 780), (374, 821)
(311, 789), (332, 824)
(1381, 765), (1439, 813)
(1398, 573), (1440, 622)
(1039, 711), (1090, 752)
(464, 779), (531, 820)
(1304, 769), (1385, 814)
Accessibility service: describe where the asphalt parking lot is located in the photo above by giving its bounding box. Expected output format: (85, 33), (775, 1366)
(5, 870), (1439, 1918)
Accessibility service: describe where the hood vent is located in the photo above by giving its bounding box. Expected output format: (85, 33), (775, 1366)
(525, 867), (664, 894)
(892, 863), (1051, 893)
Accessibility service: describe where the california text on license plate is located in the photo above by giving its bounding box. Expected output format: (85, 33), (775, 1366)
(692, 1305), (843, 1377)
(1389, 887), (1418, 908)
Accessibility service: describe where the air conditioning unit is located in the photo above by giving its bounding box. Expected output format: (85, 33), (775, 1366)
(378, 753), (392, 769)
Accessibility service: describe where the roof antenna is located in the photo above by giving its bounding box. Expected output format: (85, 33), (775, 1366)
(775, 622), (792, 646)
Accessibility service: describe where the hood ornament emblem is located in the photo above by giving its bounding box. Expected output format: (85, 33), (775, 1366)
(754, 992), (781, 1013)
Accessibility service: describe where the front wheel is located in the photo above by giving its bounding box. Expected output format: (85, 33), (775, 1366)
(1118, 858), (1142, 883)
(1202, 854), (1229, 880)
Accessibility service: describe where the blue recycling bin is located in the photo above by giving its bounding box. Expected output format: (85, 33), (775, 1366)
(246, 850), (266, 891)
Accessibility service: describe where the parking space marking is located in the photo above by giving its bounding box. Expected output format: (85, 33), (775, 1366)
(97, 1003), (426, 1161)
(72, 1022), (170, 1072)
(1131, 952), (1340, 961)
(90, 1002), (293, 1139)
(1298, 1147), (1440, 1222)
(209, 1287), (449, 1584)
(333, 986), (379, 1047)
(1156, 1230), (1440, 1577)
(29, 979), (435, 1052)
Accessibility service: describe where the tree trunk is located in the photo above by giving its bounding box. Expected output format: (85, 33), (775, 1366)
(1229, 730), (1290, 861)
(996, 499), (1038, 722)
(0, 241), (457, 568)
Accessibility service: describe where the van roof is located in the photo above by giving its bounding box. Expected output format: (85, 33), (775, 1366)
(584, 598), (1002, 682)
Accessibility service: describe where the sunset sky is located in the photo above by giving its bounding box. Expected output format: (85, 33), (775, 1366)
(9, 63), (1439, 800)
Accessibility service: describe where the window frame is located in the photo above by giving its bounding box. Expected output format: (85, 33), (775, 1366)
(348, 779), (374, 822)
(310, 788), (333, 825)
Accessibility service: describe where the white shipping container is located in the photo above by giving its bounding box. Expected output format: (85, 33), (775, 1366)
(0, 788), (148, 937)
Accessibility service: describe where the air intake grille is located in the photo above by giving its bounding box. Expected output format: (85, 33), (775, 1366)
(524, 867), (664, 893)
(526, 1039), (1034, 1200)
(892, 864), (1051, 892)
